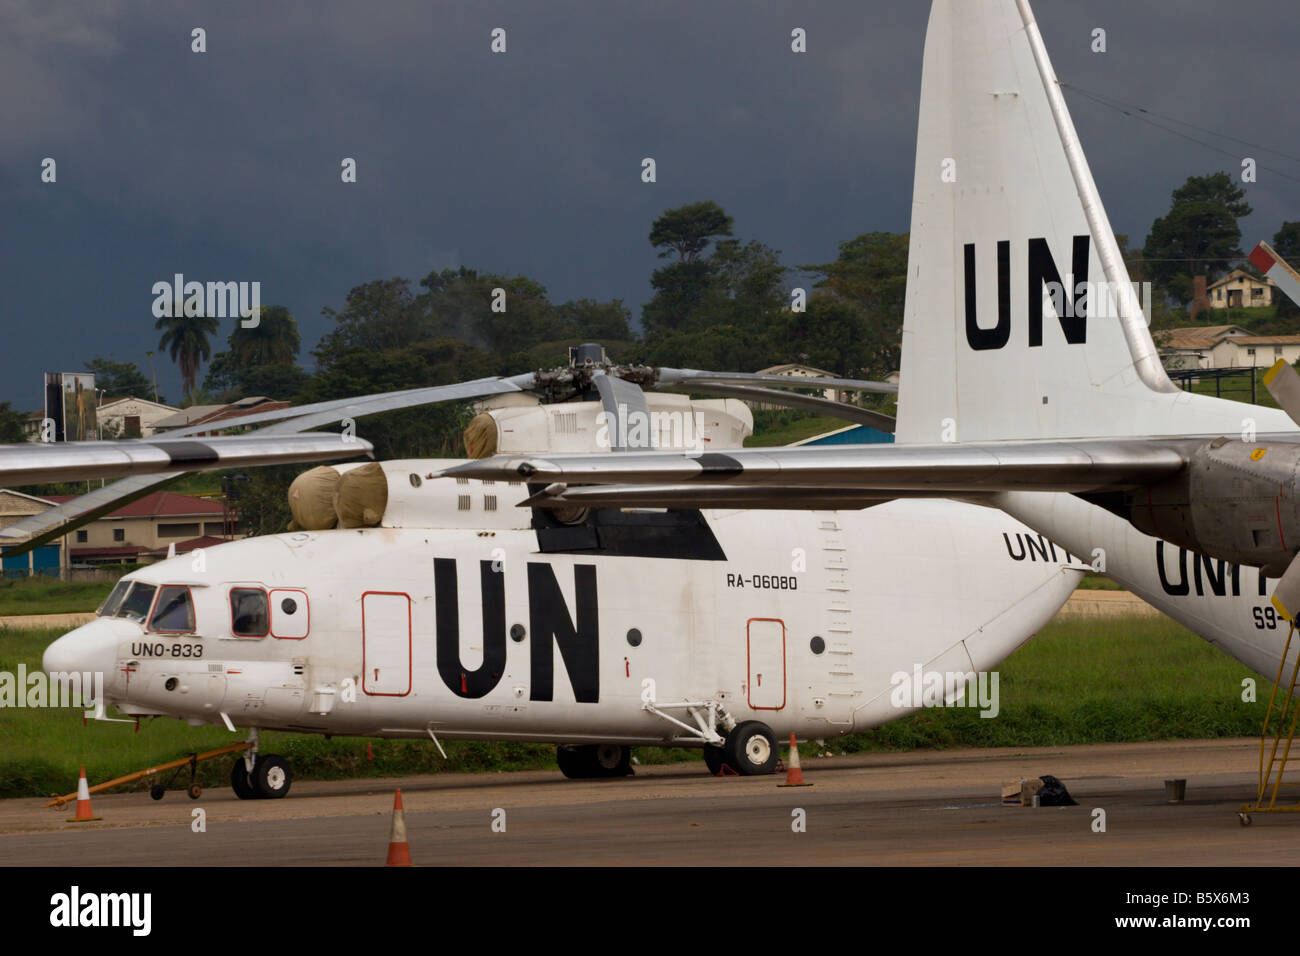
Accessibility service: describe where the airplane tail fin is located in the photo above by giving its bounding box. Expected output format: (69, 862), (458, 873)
(895, 0), (1290, 443)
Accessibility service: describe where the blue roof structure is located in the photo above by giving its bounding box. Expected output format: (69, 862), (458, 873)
(795, 424), (894, 446)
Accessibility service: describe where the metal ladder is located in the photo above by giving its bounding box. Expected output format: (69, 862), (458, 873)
(1240, 621), (1300, 825)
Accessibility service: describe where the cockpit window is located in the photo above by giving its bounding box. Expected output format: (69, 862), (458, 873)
(149, 585), (195, 633)
(230, 588), (269, 637)
(116, 583), (158, 623)
(97, 581), (131, 617)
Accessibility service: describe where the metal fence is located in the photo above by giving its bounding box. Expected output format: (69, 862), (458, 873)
(1166, 367), (1260, 404)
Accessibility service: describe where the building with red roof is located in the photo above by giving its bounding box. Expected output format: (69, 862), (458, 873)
(37, 491), (243, 567)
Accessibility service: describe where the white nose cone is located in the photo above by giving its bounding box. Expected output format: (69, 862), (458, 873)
(42, 621), (125, 687)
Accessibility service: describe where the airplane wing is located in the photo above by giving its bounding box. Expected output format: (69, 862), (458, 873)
(443, 438), (1198, 495)
(522, 483), (907, 511)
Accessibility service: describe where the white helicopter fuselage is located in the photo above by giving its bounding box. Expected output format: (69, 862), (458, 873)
(46, 461), (1079, 749)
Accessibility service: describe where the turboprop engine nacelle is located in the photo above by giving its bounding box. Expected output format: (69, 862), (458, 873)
(1129, 437), (1300, 576)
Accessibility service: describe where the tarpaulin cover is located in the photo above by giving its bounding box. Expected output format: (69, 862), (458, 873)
(334, 461), (388, 528)
(287, 465), (340, 531)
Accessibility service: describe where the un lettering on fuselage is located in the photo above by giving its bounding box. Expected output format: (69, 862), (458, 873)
(1154, 541), (1271, 599)
(433, 559), (599, 703)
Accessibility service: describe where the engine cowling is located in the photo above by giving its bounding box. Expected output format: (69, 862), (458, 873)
(1129, 437), (1300, 576)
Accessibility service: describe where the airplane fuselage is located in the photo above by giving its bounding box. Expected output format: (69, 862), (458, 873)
(995, 491), (1300, 681)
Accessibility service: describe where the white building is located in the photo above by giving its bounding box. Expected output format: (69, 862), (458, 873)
(1159, 325), (1300, 370)
(98, 396), (179, 438)
(1207, 269), (1276, 310)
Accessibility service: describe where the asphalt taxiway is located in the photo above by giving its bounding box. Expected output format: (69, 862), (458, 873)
(3, 738), (1298, 865)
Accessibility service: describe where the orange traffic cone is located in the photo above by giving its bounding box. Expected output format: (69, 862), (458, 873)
(67, 766), (102, 822)
(385, 788), (413, 866)
(778, 734), (813, 787)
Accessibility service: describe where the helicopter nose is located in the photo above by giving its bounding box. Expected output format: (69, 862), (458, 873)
(43, 621), (120, 687)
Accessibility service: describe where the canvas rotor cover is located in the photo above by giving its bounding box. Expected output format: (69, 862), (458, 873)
(464, 412), (499, 459)
(287, 465), (341, 531)
(334, 461), (389, 528)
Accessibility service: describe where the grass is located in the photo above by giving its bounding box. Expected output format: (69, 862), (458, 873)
(849, 616), (1268, 751)
(747, 412), (852, 447)
(0, 577), (116, 616)
(0, 615), (1277, 798)
(1179, 368), (1282, 410)
(1075, 574), (1123, 590)
(159, 472), (225, 497)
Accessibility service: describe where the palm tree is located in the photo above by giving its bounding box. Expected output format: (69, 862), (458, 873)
(230, 305), (301, 367)
(156, 311), (219, 399)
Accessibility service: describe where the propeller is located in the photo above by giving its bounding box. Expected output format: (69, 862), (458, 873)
(592, 371), (652, 451)
(654, 367), (897, 394)
(1263, 358), (1300, 620)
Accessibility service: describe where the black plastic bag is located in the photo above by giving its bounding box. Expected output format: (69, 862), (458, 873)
(1036, 774), (1077, 806)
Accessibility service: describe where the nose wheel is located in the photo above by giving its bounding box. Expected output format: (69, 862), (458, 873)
(231, 754), (292, 799)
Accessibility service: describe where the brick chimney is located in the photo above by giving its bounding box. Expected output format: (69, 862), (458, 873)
(1190, 274), (1211, 320)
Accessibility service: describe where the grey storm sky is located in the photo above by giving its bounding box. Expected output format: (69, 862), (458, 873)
(1, 0), (1297, 408)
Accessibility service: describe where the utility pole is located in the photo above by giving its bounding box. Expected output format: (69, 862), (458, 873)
(146, 350), (159, 404)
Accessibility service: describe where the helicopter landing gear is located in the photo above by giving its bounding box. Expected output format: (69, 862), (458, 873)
(556, 744), (633, 779)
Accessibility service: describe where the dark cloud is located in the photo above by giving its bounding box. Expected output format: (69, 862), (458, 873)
(2, 0), (1296, 407)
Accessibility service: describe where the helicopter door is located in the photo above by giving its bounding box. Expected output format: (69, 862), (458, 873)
(362, 591), (411, 696)
(746, 618), (786, 711)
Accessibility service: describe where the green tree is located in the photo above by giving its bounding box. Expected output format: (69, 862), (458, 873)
(206, 357), (310, 401)
(316, 278), (433, 354)
(231, 305), (301, 367)
(649, 200), (734, 263)
(642, 202), (739, 337)
(1272, 221), (1300, 261)
(155, 312), (220, 399)
(205, 306), (306, 400)
(642, 260), (714, 335)
(1143, 172), (1252, 306)
(223, 468), (295, 537)
(708, 239), (788, 320)
(643, 324), (769, 371)
(552, 298), (633, 342)
(303, 338), (496, 459)
(83, 358), (156, 401)
(1170, 172), (1252, 219)
(799, 231), (909, 378)
(1272, 222), (1300, 320)
(415, 268), (565, 356)
(643, 239), (789, 368)
(769, 297), (873, 378)
(0, 402), (26, 443)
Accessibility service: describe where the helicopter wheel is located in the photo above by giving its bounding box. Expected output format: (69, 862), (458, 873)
(231, 760), (258, 800)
